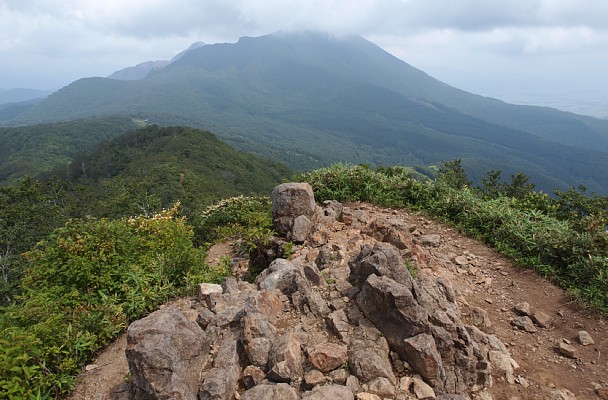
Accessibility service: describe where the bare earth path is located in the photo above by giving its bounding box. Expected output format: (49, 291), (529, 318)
(69, 203), (608, 400)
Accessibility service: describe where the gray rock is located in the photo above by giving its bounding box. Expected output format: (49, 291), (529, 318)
(241, 312), (277, 369)
(558, 342), (577, 359)
(419, 234), (442, 247)
(578, 330), (595, 346)
(292, 215), (314, 243)
(303, 369), (326, 388)
(126, 307), (207, 400)
(242, 365), (265, 389)
(365, 376), (395, 397)
(267, 331), (304, 383)
(308, 342), (348, 372)
(196, 308), (215, 330)
(513, 302), (531, 316)
(470, 307), (492, 329)
(549, 388), (578, 400)
(328, 368), (349, 384)
(302, 384), (354, 400)
(240, 383), (300, 400)
(346, 375), (362, 393)
(510, 316), (538, 333)
(488, 350), (516, 384)
(272, 183), (318, 239)
(530, 310), (551, 328)
(349, 349), (396, 384)
(404, 333), (444, 388)
(256, 258), (301, 296)
(326, 309), (350, 341)
(349, 242), (415, 288)
(411, 377), (436, 399)
(199, 334), (241, 400)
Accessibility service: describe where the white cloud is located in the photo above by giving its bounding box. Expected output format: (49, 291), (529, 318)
(0, 0), (607, 97)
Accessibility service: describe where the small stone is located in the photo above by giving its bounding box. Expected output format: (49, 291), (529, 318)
(419, 234), (441, 247)
(511, 316), (538, 333)
(531, 310), (551, 328)
(304, 369), (326, 388)
(558, 342), (577, 359)
(85, 364), (98, 371)
(470, 306), (492, 328)
(514, 302), (531, 316)
(242, 365), (266, 389)
(549, 388), (577, 400)
(578, 331), (595, 346)
(453, 255), (469, 266)
(484, 298), (493, 304)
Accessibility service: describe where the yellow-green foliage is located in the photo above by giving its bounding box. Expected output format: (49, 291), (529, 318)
(0, 204), (227, 399)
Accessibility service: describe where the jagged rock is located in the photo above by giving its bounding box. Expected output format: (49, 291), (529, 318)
(240, 383), (299, 400)
(241, 312), (276, 369)
(322, 200), (344, 219)
(199, 333), (241, 400)
(196, 308), (215, 331)
(356, 274), (428, 341)
(267, 331), (304, 383)
(244, 289), (284, 322)
(578, 330), (595, 346)
(301, 384), (354, 400)
(327, 309), (350, 341)
(488, 350), (516, 384)
(305, 291), (331, 317)
(349, 242), (415, 287)
(365, 376), (396, 397)
(304, 369), (326, 388)
(126, 307), (208, 400)
(308, 342), (348, 372)
(404, 333), (444, 388)
(272, 182), (318, 240)
(347, 375), (363, 393)
(510, 316), (538, 333)
(414, 379), (437, 399)
(349, 348), (396, 384)
(470, 307), (492, 329)
(256, 258), (301, 296)
(198, 283), (223, 308)
(292, 215), (314, 243)
(242, 365), (265, 389)
(303, 263), (326, 287)
(329, 368), (350, 384)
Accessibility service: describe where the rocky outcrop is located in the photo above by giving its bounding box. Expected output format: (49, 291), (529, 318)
(124, 183), (518, 399)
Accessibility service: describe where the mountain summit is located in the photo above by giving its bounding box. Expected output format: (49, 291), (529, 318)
(9, 32), (608, 192)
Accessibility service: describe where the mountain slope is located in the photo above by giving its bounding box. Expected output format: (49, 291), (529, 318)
(59, 124), (294, 210)
(9, 32), (608, 192)
(0, 115), (142, 184)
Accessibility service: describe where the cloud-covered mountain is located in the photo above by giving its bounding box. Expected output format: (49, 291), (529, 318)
(8, 32), (608, 193)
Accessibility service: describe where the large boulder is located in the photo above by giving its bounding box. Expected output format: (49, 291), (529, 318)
(272, 183), (318, 242)
(126, 307), (208, 400)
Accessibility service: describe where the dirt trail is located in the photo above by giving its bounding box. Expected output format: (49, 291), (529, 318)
(69, 203), (608, 400)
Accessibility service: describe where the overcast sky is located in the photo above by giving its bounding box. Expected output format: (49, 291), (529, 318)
(1, 0), (607, 114)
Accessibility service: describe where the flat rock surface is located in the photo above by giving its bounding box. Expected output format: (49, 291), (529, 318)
(69, 203), (608, 400)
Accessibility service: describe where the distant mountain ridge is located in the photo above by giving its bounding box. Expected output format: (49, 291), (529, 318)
(108, 42), (206, 81)
(7, 32), (608, 193)
(0, 88), (54, 105)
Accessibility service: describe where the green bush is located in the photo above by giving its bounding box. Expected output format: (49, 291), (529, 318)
(0, 203), (227, 399)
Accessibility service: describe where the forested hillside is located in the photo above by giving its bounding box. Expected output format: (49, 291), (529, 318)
(0, 115), (143, 184)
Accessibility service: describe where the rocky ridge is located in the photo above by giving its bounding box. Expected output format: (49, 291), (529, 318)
(82, 183), (607, 400)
